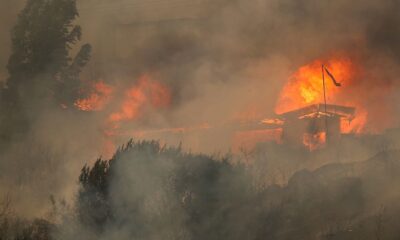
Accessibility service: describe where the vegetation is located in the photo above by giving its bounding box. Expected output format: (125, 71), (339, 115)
(0, 0), (91, 143)
(0, 140), (400, 240)
(66, 140), (400, 240)
(76, 140), (252, 240)
(1, 1), (400, 240)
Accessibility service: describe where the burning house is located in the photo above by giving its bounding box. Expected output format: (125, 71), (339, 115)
(233, 103), (356, 151)
(276, 103), (355, 150)
(229, 103), (356, 152)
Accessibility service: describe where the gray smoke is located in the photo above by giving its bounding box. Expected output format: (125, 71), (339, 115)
(0, 0), (400, 221)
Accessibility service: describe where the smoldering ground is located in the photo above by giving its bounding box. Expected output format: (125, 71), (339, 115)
(0, 0), (400, 234)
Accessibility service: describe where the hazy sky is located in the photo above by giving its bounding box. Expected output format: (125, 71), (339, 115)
(1, 0), (400, 218)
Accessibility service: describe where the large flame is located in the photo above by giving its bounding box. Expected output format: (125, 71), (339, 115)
(275, 56), (368, 134)
(276, 57), (354, 114)
(108, 74), (171, 125)
(75, 74), (171, 158)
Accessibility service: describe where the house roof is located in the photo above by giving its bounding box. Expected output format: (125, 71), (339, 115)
(277, 103), (355, 120)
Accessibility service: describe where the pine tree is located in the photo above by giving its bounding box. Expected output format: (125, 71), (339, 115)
(0, 0), (91, 142)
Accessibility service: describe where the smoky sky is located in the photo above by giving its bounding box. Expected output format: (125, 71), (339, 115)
(74, 0), (400, 122)
(1, 0), (400, 218)
(0, 0), (25, 82)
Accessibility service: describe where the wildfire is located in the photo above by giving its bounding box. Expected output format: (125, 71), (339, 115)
(105, 75), (171, 155)
(276, 57), (354, 114)
(73, 55), (394, 155)
(275, 56), (368, 134)
(74, 81), (114, 111)
(303, 132), (326, 151)
(108, 74), (171, 125)
(74, 74), (171, 158)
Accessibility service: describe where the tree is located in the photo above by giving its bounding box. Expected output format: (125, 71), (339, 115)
(77, 159), (112, 232)
(0, 0), (91, 142)
(76, 140), (255, 240)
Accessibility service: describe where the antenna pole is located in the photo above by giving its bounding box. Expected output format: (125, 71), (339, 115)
(322, 64), (329, 141)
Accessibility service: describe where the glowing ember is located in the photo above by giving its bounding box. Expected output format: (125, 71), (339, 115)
(303, 132), (326, 151)
(75, 81), (114, 111)
(262, 118), (284, 125)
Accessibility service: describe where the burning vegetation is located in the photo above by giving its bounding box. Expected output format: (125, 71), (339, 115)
(107, 74), (171, 125)
(1, 0), (400, 240)
(73, 74), (171, 156)
(74, 81), (114, 111)
(68, 53), (398, 153)
(68, 53), (397, 154)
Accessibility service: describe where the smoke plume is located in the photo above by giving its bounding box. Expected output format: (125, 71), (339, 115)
(0, 0), (400, 223)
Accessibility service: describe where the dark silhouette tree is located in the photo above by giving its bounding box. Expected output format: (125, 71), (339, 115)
(77, 159), (112, 232)
(0, 0), (91, 143)
(76, 140), (255, 239)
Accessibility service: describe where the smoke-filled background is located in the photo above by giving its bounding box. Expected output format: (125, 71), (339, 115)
(0, 0), (400, 239)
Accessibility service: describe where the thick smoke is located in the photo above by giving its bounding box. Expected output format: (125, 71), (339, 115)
(0, 0), (25, 82)
(76, 0), (400, 142)
(0, 0), (400, 223)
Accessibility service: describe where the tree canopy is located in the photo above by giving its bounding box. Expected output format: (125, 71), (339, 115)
(0, 0), (91, 143)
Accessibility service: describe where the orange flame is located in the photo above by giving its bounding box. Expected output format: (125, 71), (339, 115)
(276, 57), (354, 114)
(108, 74), (171, 124)
(303, 132), (326, 151)
(102, 74), (170, 157)
(275, 56), (369, 134)
(74, 74), (171, 158)
(74, 81), (114, 111)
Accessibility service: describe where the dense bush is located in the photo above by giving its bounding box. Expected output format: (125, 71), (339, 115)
(74, 140), (400, 240)
(76, 140), (253, 240)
